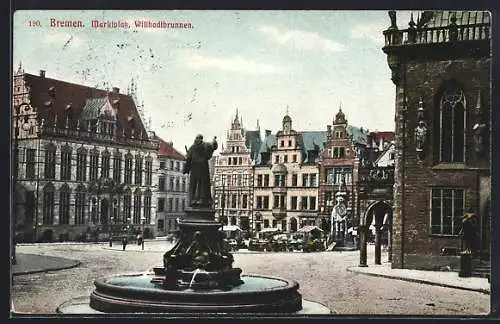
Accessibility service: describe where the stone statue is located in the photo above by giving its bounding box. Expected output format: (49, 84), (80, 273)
(388, 10), (397, 29)
(414, 121), (428, 153)
(184, 134), (218, 208)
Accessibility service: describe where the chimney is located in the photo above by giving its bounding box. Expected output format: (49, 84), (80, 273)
(265, 129), (272, 137)
(112, 87), (120, 93)
(40, 70), (46, 78)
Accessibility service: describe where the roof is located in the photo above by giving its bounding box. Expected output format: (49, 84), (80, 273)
(372, 131), (395, 144)
(259, 227), (281, 233)
(347, 125), (368, 145)
(244, 129), (262, 160)
(422, 11), (490, 28)
(21, 73), (149, 138)
(156, 136), (185, 160)
(254, 133), (276, 164)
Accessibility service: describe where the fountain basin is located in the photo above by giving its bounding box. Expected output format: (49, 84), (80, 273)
(56, 272), (330, 314)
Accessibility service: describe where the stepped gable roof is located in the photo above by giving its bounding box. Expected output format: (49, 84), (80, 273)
(156, 136), (185, 160)
(22, 73), (148, 138)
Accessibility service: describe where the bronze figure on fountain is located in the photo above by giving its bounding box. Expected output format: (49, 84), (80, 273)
(184, 134), (218, 208)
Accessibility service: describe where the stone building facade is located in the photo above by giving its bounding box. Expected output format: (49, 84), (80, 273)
(382, 11), (491, 270)
(13, 67), (158, 242)
(155, 136), (188, 236)
(213, 111), (261, 233)
(253, 114), (325, 233)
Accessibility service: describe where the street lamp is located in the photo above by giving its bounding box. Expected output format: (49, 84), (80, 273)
(140, 215), (146, 250)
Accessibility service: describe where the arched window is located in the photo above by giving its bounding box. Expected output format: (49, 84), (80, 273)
(439, 84), (466, 163)
(123, 187), (132, 224)
(101, 150), (111, 178)
(42, 183), (55, 225)
(76, 146), (88, 181)
(89, 148), (99, 181)
(44, 143), (56, 180)
(75, 184), (86, 225)
(124, 153), (133, 184)
(60, 145), (72, 181)
(59, 184), (71, 225)
(133, 188), (142, 224)
(144, 189), (152, 223)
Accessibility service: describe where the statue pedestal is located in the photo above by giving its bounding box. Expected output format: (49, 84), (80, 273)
(161, 207), (243, 290)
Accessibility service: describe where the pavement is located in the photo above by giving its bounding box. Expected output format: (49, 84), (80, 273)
(347, 262), (490, 294)
(12, 242), (490, 295)
(11, 253), (80, 276)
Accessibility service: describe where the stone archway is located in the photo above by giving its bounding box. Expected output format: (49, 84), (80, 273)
(359, 200), (392, 267)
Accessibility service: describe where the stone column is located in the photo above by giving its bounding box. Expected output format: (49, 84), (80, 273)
(359, 225), (368, 267)
(375, 226), (382, 265)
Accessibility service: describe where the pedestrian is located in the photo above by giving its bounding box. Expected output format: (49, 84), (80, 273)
(122, 237), (127, 251)
(460, 209), (478, 253)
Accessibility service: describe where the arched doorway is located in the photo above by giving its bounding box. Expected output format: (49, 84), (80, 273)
(359, 200), (392, 267)
(290, 217), (298, 232)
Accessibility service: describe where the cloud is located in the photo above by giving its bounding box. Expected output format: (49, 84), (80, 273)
(183, 53), (282, 74)
(42, 32), (84, 48)
(258, 25), (345, 52)
(350, 23), (386, 45)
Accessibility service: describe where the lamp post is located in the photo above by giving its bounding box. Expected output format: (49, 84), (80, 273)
(140, 215), (146, 250)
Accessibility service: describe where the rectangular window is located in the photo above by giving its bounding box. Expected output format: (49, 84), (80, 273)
(310, 174), (317, 187)
(159, 176), (166, 191)
(309, 196), (316, 210)
(113, 155), (122, 182)
(264, 175), (270, 187)
(256, 196), (263, 209)
(263, 196), (269, 209)
(301, 196), (308, 210)
(280, 140), (284, 147)
(284, 155), (288, 163)
(76, 152), (87, 181)
(292, 154), (297, 162)
(242, 194), (248, 209)
(273, 195), (279, 208)
(431, 188), (464, 235)
(238, 157), (242, 165)
(25, 148), (36, 179)
(59, 190), (70, 225)
(292, 174), (297, 186)
(176, 161), (180, 171)
(169, 177), (174, 190)
(159, 161), (165, 169)
(233, 157), (237, 165)
(288, 140), (292, 147)
(170, 160), (174, 170)
(175, 198), (179, 212)
(275, 155), (279, 163)
(291, 196), (297, 210)
(333, 147), (339, 159)
(158, 198), (165, 212)
(42, 190), (54, 225)
(60, 150), (71, 180)
(157, 219), (164, 231)
(339, 147), (345, 158)
(302, 174), (308, 187)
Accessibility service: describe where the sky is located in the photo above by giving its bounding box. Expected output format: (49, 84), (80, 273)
(13, 10), (414, 153)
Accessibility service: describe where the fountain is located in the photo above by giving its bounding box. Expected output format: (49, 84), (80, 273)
(57, 135), (330, 314)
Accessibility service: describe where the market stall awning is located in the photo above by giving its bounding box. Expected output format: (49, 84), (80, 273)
(259, 227), (281, 233)
(297, 225), (324, 233)
(222, 225), (242, 232)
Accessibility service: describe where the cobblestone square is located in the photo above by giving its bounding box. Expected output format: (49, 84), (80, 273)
(11, 241), (490, 316)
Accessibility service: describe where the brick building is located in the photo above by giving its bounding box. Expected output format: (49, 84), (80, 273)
(382, 11), (491, 270)
(12, 67), (158, 242)
(155, 136), (188, 236)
